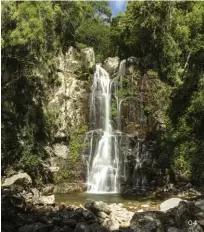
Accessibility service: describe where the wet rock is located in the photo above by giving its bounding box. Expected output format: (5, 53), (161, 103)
(187, 223), (203, 232)
(53, 216), (62, 226)
(3, 173), (32, 187)
(52, 226), (61, 232)
(39, 195), (55, 205)
(18, 223), (49, 232)
(166, 201), (198, 229)
(1, 224), (15, 232)
(185, 183), (193, 189)
(74, 222), (91, 232)
(106, 219), (120, 231)
(167, 227), (183, 232)
(70, 213), (84, 222)
(195, 200), (204, 211)
(85, 199), (110, 214)
(96, 211), (108, 219)
(10, 195), (26, 209)
(130, 211), (166, 232)
(89, 223), (102, 232)
(32, 190), (55, 205)
(62, 218), (77, 228)
(75, 208), (84, 214)
(160, 198), (184, 212)
(61, 226), (74, 232)
(127, 57), (140, 66)
(82, 210), (96, 221)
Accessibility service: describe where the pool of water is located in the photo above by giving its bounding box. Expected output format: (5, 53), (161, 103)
(55, 192), (163, 211)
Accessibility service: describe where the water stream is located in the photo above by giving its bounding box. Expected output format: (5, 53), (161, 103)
(82, 59), (149, 193)
(86, 64), (120, 193)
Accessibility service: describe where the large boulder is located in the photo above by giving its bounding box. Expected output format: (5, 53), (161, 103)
(74, 222), (91, 232)
(166, 201), (201, 229)
(103, 57), (119, 75)
(130, 211), (166, 232)
(195, 200), (204, 211)
(160, 198), (184, 212)
(2, 173), (32, 187)
(85, 199), (110, 214)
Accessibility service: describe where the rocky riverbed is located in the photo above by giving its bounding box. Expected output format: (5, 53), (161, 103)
(2, 187), (204, 232)
(2, 172), (204, 232)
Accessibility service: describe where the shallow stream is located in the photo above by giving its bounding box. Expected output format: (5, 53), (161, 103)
(55, 193), (163, 211)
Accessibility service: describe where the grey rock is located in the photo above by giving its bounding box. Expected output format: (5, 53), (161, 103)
(65, 47), (82, 73)
(3, 173), (32, 187)
(85, 199), (110, 214)
(33, 192), (55, 205)
(89, 223), (102, 232)
(195, 200), (204, 211)
(81, 47), (95, 70)
(160, 198), (184, 212)
(74, 222), (91, 232)
(166, 201), (196, 228)
(187, 223), (204, 232)
(96, 211), (108, 219)
(82, 210), (96, 221)
(54, 183), (86, 194)
(103, 57), (119, 75)
(18, 223), (49, 232)
(185, 183), (193, 189)
(53, 216), (62, 226)
(127, 57), (140, 66)
(106, 219), (120, 231)
(62, 218), (77, 228)
(2, 224), (15, 232)
(53, 144), (69, 159)
(42, 184), (55, 195)
(167, 228), (183, 232)
(61, 226), (74, 232)
(70, 213), (84, 222)
(130, 211), (166, 232)
(52, 226), (63, 232)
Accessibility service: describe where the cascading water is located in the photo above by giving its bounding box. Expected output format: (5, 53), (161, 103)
(81, 58), (152, 194)
(86, 64), (120, 193)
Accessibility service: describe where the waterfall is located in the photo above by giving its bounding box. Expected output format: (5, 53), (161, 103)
(81, 58), (151, 194)
(86, 64), (119, 193)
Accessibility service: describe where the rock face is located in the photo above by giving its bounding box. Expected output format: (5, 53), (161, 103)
(3, 172), (32, 186)
(103, 57), (119, 75)
(54, 183), (87, 194)
(43, 46), (95, 182)
(53, 144), (69, 159)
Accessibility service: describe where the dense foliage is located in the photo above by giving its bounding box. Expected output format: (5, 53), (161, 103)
(1, 1), (113, 179)
(111, 1), (204, 184)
